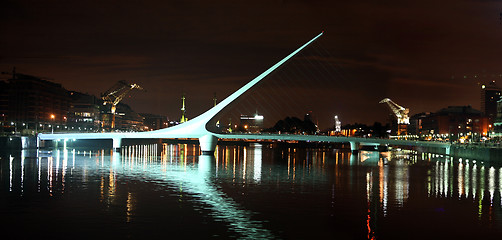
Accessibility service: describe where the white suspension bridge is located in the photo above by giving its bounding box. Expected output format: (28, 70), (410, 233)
(38, 32), (451, 155)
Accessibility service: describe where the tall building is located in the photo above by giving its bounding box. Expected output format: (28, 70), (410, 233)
(6, 72), (70, 133)
(481, 81), (501, 123)
(492, 98), (502, 136)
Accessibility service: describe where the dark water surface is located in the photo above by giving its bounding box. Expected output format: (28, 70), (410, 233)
(1, 143), (502, 239)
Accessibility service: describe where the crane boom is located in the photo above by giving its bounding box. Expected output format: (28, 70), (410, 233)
(102, 80), (143, 130)
(102, 80), (143, 108)
(379, 98), (409, 124)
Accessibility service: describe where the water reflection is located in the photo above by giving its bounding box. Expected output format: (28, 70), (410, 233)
(2, 144), (502, 239)
(17, 144), (273, 239)
(362, 150), (502, 237)
(116, 144), (274, 238)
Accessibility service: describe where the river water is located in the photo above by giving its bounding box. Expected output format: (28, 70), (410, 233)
(1, 143), (502, 239)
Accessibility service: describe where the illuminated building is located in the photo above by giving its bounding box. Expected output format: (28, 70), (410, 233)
(481, 81), (501, 124)
(67, 91), (101, 132)
(415, 106), (488, 140)
(493, 99), (502, 136)
(240, 114), (264, 133)
(408, 112), (432, 135)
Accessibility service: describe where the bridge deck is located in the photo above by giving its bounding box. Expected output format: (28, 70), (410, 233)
(38, 131), (450, 150)
(215, 133), (450, 149)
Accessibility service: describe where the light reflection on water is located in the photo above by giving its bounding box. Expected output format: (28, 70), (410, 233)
(120, 144), (274, 239)
(1, 144), (502, 239)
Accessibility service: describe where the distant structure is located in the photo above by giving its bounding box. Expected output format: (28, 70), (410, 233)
(2, 71), (70, 135)
(480, 81), (501, 124)
(140, 113), (169, 131)
(0, 77), (9, 134)
(493, 95), (502, 136)
(101, 80), (143, 130)
(240, 113), (264, 133)
(180, 93), (187, 123)
(379, 98), (409, 135)
(227, 118), (233, 133)
(410, 106), (488, 142)
(113, 103), (145, 131)
(213, 93), (220, 128)
(328, 115), (342, 136)
(408, 112), (431, 136)
(0, 69), (148, 135)
(68, 91), (101, 132)
(334, 115), (341, 132)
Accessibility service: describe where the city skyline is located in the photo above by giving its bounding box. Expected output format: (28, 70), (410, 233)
(2, 0), (502, 127)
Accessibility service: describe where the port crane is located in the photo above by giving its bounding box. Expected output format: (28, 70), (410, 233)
(102, 80), (143, 130)
(379, 98), (410, 124)
(380, 98), (409, 135)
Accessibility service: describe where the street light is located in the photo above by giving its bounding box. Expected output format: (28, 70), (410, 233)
(50, 114), (55, 133)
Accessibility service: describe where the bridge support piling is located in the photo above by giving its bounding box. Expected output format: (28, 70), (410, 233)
(199, 134), (218, 155)
(112, 138), (122, 151)
(349, 141), (360, 154)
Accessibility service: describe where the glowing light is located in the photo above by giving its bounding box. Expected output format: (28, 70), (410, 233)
(254, 114), (264, 120)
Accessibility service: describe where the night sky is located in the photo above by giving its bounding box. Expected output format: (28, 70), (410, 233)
(2, 0), (502, 129)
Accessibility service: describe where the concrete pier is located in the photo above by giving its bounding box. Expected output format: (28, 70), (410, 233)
(199, 134), (218, 155)
(349, 141), (359, 153)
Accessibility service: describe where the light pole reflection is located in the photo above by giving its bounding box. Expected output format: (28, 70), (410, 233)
(253, 144), (262, 183)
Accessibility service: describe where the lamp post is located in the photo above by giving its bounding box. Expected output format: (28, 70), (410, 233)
(50, 114), (55, 133)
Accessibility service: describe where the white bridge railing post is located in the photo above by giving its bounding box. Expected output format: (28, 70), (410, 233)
(113, 138), (122, 151)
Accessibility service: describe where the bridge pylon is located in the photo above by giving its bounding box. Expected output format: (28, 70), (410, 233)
(38, 32), (325, 155)
(349, 141), (360, 154)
